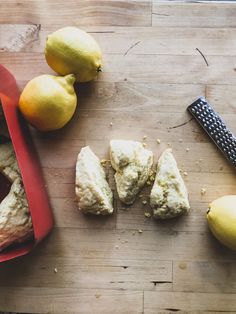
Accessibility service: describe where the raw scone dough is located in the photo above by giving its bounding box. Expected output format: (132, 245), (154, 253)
(0, 143), (33, 250)
(150, 148), (190, 219)
(75, 146), (113, 215)
(110, 140), (153, 204)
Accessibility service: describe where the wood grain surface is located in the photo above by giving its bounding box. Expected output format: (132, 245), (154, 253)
(1, 1), (236, 313)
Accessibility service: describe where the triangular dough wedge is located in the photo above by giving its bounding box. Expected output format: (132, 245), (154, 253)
(150, 148), (190, 219)
(110, 140), (153, 204)
(75, 146), (113, 215)
(0, 143), (33, 251)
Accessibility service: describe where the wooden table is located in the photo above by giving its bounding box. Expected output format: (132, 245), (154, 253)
(1, 1), (236, 313)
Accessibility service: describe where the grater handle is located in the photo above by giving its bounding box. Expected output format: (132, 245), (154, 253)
(187, 97), (236, 168)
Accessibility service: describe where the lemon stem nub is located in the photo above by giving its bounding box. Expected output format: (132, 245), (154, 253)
(64, 74), (76, 85)
(97, 66), (102, 73)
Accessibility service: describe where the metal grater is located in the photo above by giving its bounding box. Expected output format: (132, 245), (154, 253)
(187, 97), (236, 168)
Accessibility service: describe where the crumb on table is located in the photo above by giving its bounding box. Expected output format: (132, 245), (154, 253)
(144, 212), (151, 218)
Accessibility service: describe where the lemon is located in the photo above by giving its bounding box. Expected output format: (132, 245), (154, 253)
(19, 74), (77, 131)
(45, 27), (102, 82)
(207, 195), (236, 250)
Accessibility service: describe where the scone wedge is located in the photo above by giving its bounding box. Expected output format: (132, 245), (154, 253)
(110, 140), (153, 205)
(0, 143), (33, 250)
(150, 148), (190, 219)
(75, 146), (113, 215)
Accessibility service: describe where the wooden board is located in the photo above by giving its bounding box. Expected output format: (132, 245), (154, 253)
(0, 1), (236, 313)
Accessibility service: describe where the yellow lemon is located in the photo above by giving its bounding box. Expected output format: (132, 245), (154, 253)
(45, 27), (102, 82)
(207, 195), (236, 250)
(19, 74), (77, 131)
